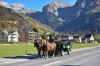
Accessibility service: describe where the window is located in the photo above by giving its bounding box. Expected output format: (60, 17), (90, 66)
(2, 33), (4, 36)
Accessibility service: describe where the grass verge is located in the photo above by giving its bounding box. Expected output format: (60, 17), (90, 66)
(0, 43), (100, 58)
(0, 44), (37, 58)
(72, 43), (100, 49)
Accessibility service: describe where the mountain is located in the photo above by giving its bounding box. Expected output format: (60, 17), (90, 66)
(55, 0), (100, 23)
(56, 0), (100, 34)
(56, 12), (100, 34)
(0, 0), (11, 8)
(0, 5), (53, 33)
(0, 1), (29, 13)
(26, 1), (71, 29)
(26, 0), (100, 34)
(10, 3), (27, 13)
(0, 5), (26, 26)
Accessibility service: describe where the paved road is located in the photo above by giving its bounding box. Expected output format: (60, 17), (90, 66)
(0, 47), (100, 66)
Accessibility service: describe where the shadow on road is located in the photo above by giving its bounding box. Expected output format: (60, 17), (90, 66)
(3, 54), (39, 60)
(2, 53), (62, 60)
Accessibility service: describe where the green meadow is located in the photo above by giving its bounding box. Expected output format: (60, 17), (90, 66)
(72, 43), (100, 49)
(0, 43), (37, 57)
(0, 42), (100, 58)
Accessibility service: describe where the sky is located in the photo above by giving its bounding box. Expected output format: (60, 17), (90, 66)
(4, 0), (77, 11)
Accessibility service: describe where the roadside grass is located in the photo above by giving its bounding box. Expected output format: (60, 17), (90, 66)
(0, 42), (100, 58)
(72, 43), (100, 49)
(0, 43), (37, 58)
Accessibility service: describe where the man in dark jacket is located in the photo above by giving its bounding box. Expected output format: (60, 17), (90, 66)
(49, 33), (55, 42)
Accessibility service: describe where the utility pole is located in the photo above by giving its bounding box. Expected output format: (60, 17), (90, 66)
(10, 34), (14, 44)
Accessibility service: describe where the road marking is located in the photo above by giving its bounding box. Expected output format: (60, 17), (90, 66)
(42, 49), (100, 66)
(82, 50), (100, 56)
(60, 49), (100, 63)
(0, 59), (28, 65)
(42, 61), (61, 66)
(73, 54), (100, 65)
(82, 53), (90, 56)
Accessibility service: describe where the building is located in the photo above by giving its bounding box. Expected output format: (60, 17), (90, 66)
(73, 35), (82, 43)
(82, 34), (94, 43)
(60, 33), (73, 41)
(18, 26), (41, 42)
(0, 30), (20, 42)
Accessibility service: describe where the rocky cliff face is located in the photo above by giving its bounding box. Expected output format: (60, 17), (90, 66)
(42, 1), (71, 16)
(0, 1), (28, 13)
(42, 1), (71, 29)
(58, 0), (100, 22)
(75, 0), (100, 7)
(11, 3), (27, 13)
(26, 1), (71, 29)
(26, 0), (100, 34)
(56, 12), (100, 34)
(58, 0), (100, 34)
(73, 0), (100, 14)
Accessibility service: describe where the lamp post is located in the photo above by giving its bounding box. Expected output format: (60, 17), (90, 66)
(25, 42), (28, 54)
(25, 36), (29, 55)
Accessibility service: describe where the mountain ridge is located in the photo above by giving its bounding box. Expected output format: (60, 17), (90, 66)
(26, 0), (100, 34)
(0, 5), (53, 33)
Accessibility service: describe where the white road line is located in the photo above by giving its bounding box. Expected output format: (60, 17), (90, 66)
(42, 49), (100, 66)
(82, 53), (90, 56)
(57, 49), (100, 63)
(82, 50), (100, 56)
(42, 61), (61, 66)
(73, 54), (100, 65)
(0, 59), (28, 65)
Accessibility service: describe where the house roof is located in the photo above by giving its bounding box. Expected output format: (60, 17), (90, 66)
(85, 34), (93, 38)
(24, 25), (33, 32)
(0, 29), (19, 36)
(19, 25), (39, 32)
(3, 30), (8, 35)
(0, 30), (11, 36)
(61, 34), (73, 37)
(73, 36), (79, 38)
(73, 35), (83, 38)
